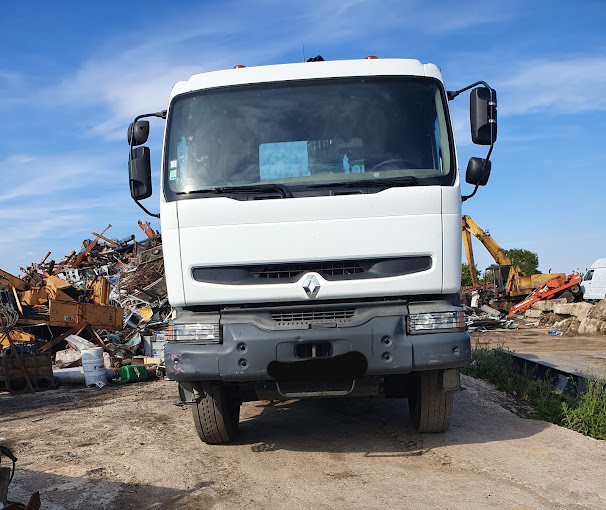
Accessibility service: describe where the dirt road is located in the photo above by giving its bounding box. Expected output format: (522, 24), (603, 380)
(2, 366), (605, 510)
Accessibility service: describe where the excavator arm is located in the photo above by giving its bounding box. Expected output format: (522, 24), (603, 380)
(461, 226), (479, 287)
(461, 215), (522, 297)
(461, 216), (512, 266)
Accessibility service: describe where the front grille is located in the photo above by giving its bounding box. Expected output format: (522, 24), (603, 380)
(271, 308), (355, 325)
(251, 261), (369, 279)
(192, 256), (432, 284)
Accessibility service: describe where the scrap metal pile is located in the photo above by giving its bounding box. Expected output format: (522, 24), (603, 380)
(464, 304), (518, 332)
(0, 221), (168, 394)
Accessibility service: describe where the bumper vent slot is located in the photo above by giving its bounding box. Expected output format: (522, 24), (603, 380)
(271, 308), (355, 326)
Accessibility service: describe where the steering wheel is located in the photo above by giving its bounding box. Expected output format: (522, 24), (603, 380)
(370, 158), (417, 172)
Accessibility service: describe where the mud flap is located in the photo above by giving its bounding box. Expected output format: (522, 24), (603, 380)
(439, 368), (461, 392)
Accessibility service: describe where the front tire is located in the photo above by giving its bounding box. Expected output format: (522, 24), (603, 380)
(408, 370), (453, 433)
(192, 383), (240, 444)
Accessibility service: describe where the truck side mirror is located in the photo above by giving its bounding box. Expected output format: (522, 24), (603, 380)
(127, 120), (150, 146)
(466, 157), (491, 186)
(470, 88), (497, 145)
(129, 146), (153, 200)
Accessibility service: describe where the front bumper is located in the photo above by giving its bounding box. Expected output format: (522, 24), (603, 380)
(165, 303), (470, 382)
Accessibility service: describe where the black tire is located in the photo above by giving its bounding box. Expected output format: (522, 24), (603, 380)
(560, 291), (574, 303)
(408, 370), (453, 433)
(569, 284), (581, 297)
(192, 383), (240, 444)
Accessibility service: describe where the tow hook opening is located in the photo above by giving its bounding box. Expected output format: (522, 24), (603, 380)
(267, 351), (368, 381)
(294, 342), (333, 359)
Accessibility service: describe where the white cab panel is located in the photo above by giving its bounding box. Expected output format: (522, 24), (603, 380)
(171, 59), (443, 99)
(168, 187), (447, 306)
(441, 185), (463, 293)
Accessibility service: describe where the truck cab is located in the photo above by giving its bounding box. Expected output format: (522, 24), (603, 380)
(581, 258), (606, 301)
(127, 57), (497, 443)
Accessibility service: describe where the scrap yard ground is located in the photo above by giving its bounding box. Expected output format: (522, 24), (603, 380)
(471, 327), (606, 378)
(2, 327), (606, 510)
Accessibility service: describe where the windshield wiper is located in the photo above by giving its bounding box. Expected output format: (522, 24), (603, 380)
(177, 183), (293, 198)
(306, 176), (419, 189)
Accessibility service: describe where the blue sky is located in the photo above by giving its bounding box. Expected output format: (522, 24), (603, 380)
(1, 0), (605, 276)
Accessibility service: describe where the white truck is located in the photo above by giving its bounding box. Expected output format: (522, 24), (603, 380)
(581, 258), (606, 301)
(127, 56), (497, 443)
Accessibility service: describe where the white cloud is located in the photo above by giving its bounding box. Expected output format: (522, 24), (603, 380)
(395, 0), (515, 33)
(0, 150), (143, 273)
(29, 0), (516, 142)
(500, 56), (606, 115)
(0, 153), (114, 202)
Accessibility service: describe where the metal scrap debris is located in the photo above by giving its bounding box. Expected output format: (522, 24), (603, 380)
(0, 222), (168, 394)
(464, 305), (518, 332)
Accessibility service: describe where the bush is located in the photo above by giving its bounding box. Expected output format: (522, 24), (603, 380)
(463, 340), (570, 426)
(562, 380), (606, 440)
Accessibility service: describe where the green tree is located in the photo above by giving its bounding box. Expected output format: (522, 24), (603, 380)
(506, 248), (540, 275)
(461, 263), (481, 286)
(483, 264), (497, 283)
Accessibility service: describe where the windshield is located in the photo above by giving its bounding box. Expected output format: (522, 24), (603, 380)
(164, 77), (453, 199)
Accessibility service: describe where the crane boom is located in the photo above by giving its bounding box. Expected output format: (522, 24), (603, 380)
(461, 215), (512, 266)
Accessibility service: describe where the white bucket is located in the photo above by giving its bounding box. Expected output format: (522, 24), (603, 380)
(82, 347), (108, 387)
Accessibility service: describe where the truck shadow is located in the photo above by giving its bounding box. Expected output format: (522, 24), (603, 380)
(9, 468), (214, 510)
(233, 381), (551, 455)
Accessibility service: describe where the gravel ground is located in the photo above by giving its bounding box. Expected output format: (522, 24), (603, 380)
(1, 361), (606, 510)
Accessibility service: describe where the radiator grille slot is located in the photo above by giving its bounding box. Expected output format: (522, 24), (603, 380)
(252, 262), (369, 279)
(271, 309), (355, 325)
(192, 256), (432, 284)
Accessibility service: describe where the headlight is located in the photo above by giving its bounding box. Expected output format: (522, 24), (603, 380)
(408, 311), (466, 334)
(168, 323), (221, 343)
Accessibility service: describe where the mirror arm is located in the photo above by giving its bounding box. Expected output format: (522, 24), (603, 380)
(134, 198), (160, 219)
(134, 110), (167, 122)
(447, 80), (492, 101)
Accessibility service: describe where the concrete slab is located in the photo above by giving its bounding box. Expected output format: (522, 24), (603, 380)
(470, 327), (606, 380)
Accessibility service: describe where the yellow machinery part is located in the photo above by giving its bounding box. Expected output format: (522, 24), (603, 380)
(0, 329), (35, 347)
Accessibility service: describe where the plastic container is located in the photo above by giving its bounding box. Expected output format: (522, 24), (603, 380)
(53, 367), (116, 385)
(120, 365), (148, 383)
(82, 347), (108, 386)
(53, 367), (85, 385)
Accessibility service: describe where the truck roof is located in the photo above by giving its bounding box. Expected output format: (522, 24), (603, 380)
(170, 58), (444, 99)
(589, 258), (606, 269)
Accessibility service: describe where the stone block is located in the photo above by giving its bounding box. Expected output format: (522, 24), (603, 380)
(552, 318), (580, 335)
(552, 302), (595, 320)
(533, 301), (554, 312)
(533, 298), (567, 312)
(578, 318), (606, 336)
(525, 309), (543, 318)
(588, 299), (606, 320)
(567, 320), (581, 335)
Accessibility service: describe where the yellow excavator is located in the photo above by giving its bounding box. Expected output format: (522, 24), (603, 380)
(461, 215), (565, 309)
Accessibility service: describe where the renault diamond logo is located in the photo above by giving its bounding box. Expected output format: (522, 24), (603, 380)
(303, 274), (321, 299)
